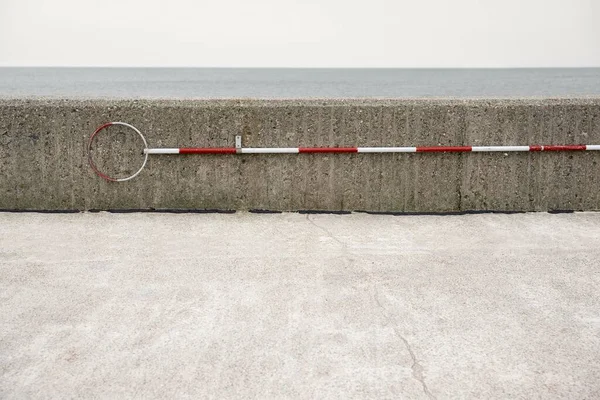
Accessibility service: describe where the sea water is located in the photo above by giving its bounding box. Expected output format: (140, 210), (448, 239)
(1, 67), (599, 98)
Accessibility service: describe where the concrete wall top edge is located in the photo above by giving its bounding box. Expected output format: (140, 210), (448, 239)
(2, 97), (600, 109)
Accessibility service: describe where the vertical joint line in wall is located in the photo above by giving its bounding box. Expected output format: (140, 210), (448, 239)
(457, 106), (468, 211)
(457, 153), (463, 211)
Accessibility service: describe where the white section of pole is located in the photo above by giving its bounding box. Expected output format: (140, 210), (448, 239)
(471, 146), (530, 152)
(240, 148), (300, 154)
(144, 148), (180, 154)
(357, 147), (417, 153)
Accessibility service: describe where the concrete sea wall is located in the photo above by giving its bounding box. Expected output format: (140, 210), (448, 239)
(1, 98), (599, 212)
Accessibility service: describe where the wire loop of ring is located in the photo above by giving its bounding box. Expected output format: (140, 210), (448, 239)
(88, 122), (148, 182)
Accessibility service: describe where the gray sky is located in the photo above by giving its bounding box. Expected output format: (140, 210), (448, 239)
(1, 0), (598, 67)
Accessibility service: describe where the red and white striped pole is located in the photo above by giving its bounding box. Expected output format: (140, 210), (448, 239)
(89, 121), (600, 182)
(145, 144), (600, 155)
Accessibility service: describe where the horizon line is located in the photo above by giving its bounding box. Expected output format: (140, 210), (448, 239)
(1, 65), (600, 69)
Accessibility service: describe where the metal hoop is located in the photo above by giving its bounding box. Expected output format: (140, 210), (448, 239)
(88, 122), (148, 182)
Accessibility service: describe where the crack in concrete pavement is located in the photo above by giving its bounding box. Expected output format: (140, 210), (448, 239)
(304, 215), (436, 399)
(305, 215), (346, 247)
(373, 287), (437, 400)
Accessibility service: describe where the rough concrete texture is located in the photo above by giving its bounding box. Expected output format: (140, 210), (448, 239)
(1, 98), (600, 212)
(1, 212), (600, 398)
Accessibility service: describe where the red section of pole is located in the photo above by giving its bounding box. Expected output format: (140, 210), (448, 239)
(179, 148), (237, 154)
(542, 145), (587, 151)
(416, 146), (473, 153)
(298, 147), (358, 153)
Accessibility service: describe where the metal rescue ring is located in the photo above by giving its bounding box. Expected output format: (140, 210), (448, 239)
(87, 122), (148, 182)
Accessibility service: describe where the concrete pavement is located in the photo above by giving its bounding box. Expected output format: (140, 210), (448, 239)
(1, 211), (600, 398)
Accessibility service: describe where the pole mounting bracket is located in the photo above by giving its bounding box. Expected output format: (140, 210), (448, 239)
(235, 135), (242, 153)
